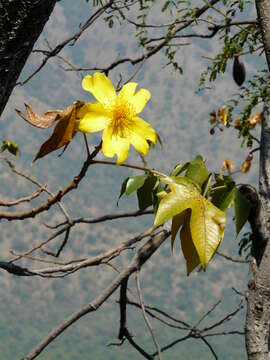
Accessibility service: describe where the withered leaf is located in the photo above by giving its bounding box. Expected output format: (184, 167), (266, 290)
(33, 104), (81, 162)
(16, 104), (61, 129)
(16, 101), (84, 161)
(16, 101), (84, 130)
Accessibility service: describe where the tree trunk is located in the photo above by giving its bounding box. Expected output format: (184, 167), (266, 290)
(0, 0), (57, 117)
(246, 1), (270, 359)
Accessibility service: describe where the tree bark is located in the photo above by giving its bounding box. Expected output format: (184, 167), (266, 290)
(0, 0), (57, 117)
(246, 1), (270, 359)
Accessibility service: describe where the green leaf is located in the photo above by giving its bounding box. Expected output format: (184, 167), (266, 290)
(0, 140), (19, 156)
(170, 162), (189, 177)
(154, 176), (226, 269)
(179, 209), (201, 275)
(171, 209), (187, 252)
(234, 189), (251, 235)
(185, 155), (210, 189)
(126, 174), (148, 196)
(117, 177), (129, 206)
(219, 188), (236, 211)
(202, 173), (212, 197)
(152, 181), (165, 214)
(137, 175), (157, 211)
(211, 174), (235, 210)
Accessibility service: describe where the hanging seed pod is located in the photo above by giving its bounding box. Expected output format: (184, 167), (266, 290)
(233, 56), (246, 86)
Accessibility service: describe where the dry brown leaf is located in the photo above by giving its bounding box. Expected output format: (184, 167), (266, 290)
(32, 101), (84, 162)
(241, 154), (253, 174)
(16, 104), (61, 128)
(221, 159), (235, 175)
(33, 107), (76, 161)
(233, 119), (241, 130)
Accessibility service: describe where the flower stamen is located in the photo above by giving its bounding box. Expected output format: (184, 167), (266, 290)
(110, 100), (136, 137)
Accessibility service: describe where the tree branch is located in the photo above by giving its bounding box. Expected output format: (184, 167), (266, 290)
(22, 228), (170, 360)
(17, 0), (115, 86)
(136, 270), (162, 359)
(0, 143), (101, 221)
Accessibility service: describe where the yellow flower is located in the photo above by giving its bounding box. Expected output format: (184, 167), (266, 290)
(218, 105), (227, 125)
(248, 112), (262, 127)
(77, 73), (157, 164)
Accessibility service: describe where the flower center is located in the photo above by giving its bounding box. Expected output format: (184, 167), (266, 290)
(109, 99), (136, 137)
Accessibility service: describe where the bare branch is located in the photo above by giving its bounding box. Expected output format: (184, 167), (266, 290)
(136, 270), (162, 359)
(118, 278), (128, 340)
(22, 228), (170, 359)
(71, 209), (154, 225)
(43, 227), (71, 258)
(0, 143), (101, 221)
(0, 185), (46, 207)
(127, 300), (190, 329)
(62, 0), (224, 76)
(3, 157), (71, 222)
(216, 250), (250, 264)
(200, 337), (218, 360)
(8, 227), (156, 276)
(10, 209), (153, 264)
(122, 328), (154, 360)
(194, 300), (221, 329)
(17, 0), (115, 86)
(126, 299), (190, 330)
(201, 301), (244, 333)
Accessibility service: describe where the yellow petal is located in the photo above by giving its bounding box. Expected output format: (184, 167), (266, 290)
(102, 126), (114, 157)
(112, 136), (130, 164)
(77, 102), (106, 118)
(82, 75), (93, 92)
(130, 132), (149, 155)
(77, 114), (110, 133)
(77, 102), (111, 133)
(132, 117), (157, 144)
(119, 83), (137, 100)
(218, 105), (227, 125)
(82, 73), (116, 105)
(128, 89), (151, 114)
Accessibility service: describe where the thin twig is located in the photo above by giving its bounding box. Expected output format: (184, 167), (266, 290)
(17, 1), (115, 85)
(126, 299), (190, 330)
(0, 186), (46, 207)
(22, 229), (170, 359)
(0, 144), (101, 221)
(136, 270), (162, 359)
(194, 300), (221, 328)
(83, 134), (91, 158)
(3, 158), (71, 222)
(201, 301), (244, 333)
(8, 227), (156, 276)
(200, 337), (218, 359)
(216, 250), (250, 264)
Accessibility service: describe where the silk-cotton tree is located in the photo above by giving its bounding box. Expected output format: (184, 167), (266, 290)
(0, 1), (269, 359)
